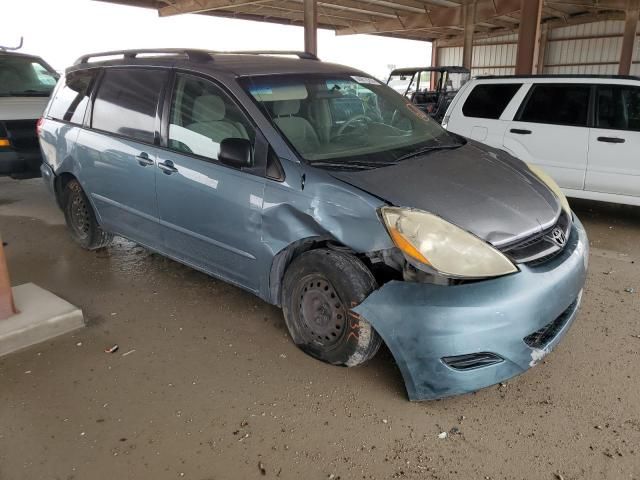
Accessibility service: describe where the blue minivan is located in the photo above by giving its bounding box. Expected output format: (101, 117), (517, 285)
(38, 49), (588, 401)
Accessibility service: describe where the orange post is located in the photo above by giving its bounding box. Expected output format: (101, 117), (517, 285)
(0, 234), (17, 319)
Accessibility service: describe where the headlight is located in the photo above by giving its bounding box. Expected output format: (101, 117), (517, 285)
(381, 207), (517, 279)
(526, 163), (571, 214)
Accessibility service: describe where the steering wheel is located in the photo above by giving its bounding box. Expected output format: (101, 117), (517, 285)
(335, 114), (369, 137)
(390, 108), (400, 126)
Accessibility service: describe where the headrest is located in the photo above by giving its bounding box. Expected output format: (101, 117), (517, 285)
(192, 94), (225, 122)
(273, 99), (300, 117)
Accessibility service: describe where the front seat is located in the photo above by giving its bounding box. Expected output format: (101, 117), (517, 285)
(273, 100), (320, 154)
(187, 94), (245, 143)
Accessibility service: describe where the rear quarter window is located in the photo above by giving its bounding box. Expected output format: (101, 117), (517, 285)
(48, 70), (96, 125)
(462, 83), (522, 119)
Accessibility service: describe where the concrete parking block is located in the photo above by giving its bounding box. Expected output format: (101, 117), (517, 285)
(0, 283), (84, 357)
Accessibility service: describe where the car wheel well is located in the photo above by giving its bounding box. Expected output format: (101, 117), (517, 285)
(54, 172), (78, 208)
(269, 237), (359, 306)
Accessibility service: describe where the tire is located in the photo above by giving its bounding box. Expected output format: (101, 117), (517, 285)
(62, 179), (113, 250)
(282, 248), (382, 367)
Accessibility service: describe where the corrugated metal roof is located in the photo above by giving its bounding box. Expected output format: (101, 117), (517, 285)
(94, 0), (631, 43)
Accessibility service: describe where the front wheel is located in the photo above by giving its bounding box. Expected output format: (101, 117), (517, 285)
(282, 248), (382, 367)
(62, 179), (113, 250)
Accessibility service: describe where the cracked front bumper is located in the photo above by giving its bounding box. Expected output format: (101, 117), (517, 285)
(353, 216), (589, 401)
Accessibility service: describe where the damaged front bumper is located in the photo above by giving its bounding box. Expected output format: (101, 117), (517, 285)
(353, 216), (589, 401)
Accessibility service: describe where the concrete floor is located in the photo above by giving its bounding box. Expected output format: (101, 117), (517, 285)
(0, 177), (638, 480)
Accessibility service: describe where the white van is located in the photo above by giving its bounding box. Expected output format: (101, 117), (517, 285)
(443, 75), (640, 206)
(0, 51), (58, 178)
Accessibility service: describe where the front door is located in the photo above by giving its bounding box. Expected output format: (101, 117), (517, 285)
(78, 68), (167, 248)
(155, 73), (266, 292)
(503, 83), (591, 190)
(586, 84), (640, 197)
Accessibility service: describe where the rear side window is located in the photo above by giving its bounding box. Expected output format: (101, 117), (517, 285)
(92, 68), (167, 144)
(596, 85), (640, 131)
(462, 83), (522, 119)
(48, 70), (95, 124)
(518, 84), (590, 127)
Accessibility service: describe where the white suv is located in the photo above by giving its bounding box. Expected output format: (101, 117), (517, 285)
(443, 75), (640, 206)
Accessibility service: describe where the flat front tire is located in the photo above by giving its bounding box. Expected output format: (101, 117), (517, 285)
(63, 179), (113, 250)
(282, 248), (382, 367)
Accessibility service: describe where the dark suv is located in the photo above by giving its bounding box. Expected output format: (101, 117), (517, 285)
(39, 49), (587, 401)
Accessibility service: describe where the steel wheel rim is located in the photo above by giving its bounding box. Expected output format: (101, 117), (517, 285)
(297, 274), (347, 347)
(69, 193), (90, 240)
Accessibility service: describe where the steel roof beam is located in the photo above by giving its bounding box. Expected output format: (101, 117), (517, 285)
(334, 0), (521, 35)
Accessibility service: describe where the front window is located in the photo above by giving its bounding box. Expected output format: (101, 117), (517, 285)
(168, 74), (255, 162)
(241, 73), (460, 168)
(0, 55), (58, 96)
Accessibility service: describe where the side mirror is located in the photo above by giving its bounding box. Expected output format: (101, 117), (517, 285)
(219, 138), (253, 169)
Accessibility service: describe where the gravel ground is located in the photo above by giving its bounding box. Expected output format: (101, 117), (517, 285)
(0, 177), (639, 480)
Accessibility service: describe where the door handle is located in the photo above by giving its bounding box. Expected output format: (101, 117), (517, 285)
(597, 136), (625, 144)
(136, 152), (154, 166)
(158, 160), (178, 174)
(510, 128), (532, 135)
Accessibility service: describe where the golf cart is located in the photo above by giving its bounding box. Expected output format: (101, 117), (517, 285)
(387, 66), (470, 123)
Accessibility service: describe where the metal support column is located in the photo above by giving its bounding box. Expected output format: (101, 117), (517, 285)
(619, 0), (639, 75)
(304, 0), (318, 56)
(535, 23), (549, 74)
(462, 1), (476, 70)
(515, 0), (543, 75)
(431, 40), (438, 90)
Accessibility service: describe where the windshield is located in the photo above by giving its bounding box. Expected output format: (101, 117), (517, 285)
(242, 73), (460, 167)
(0, 56), (58, 96)
(387, 72), (415, 95)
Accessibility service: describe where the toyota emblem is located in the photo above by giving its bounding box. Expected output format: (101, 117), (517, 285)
(549, 227), (567, 247)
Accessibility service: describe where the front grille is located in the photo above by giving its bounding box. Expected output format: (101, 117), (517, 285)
(500, 209), (572, 265)
(4, 119), (39, 151)
(523, 298), (578, 349)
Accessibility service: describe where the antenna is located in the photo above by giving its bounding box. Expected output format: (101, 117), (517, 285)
(0, 36), (23, 52)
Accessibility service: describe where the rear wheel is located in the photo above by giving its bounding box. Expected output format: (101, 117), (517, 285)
(282, 248), (382, 367)
(63, 179), (113, 250)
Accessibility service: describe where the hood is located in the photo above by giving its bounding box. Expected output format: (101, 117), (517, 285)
(330, 141), (561, 246)
(0, 97), (49, 121)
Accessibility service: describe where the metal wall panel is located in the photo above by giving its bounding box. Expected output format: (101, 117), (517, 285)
(437, 21), (639, 76)
(438, 33), (517, 76)
(543, 20), (626, 75)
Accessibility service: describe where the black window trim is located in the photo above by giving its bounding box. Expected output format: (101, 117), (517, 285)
(514, 82), (595, 128)
(87, 65), (168, 148)
(158, 69), (273, 179)
(593, 83), (640, 132)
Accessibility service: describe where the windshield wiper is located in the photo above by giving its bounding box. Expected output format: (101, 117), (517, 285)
(308, 160), (396, 170)
(395, 143), (463, 162)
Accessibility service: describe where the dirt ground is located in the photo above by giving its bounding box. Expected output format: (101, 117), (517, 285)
(0, 177), (638, 480)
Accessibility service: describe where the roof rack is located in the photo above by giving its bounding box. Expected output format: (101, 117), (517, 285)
(0, 36), (23, 52)
(74, 48), (212, 65)
(214, 50), (319, 60)
(476, 74), (640, 81)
